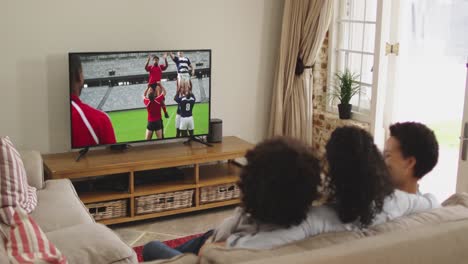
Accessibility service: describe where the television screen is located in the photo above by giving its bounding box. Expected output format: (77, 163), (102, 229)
(69, 50), (211, 149)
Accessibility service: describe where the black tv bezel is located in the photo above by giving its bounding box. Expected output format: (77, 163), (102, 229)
(68, 49), (212, 150)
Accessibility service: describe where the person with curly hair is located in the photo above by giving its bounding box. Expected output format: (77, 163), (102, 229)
(142, 137), (321, 261)
(325, 126), (438, 227)
(384, 122), (439, 195)
(227, 126), (439, 249)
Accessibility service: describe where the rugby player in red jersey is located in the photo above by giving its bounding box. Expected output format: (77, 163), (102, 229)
(70, 55), (116, 148)
(143, 84), (167, 140)
(145, 53), (169, 118)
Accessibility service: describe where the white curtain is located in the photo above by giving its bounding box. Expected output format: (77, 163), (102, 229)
(269, 0), (333, 144)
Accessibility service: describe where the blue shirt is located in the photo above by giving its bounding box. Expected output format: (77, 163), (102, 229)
(173, 56), (191, 73)
(175, 94), (196, 117)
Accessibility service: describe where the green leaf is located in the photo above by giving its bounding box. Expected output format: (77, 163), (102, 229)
(329, 68), (362, 104)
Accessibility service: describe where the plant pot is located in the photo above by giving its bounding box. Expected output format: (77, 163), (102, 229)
(338, 103), (352, 119)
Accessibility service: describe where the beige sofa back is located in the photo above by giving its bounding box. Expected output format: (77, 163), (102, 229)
(242, 219), (468, 264)
(200, 231), (363, 264)
(201, 193), (468, 264)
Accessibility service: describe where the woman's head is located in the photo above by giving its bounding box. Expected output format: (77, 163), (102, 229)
(325, 126), (394, 227)
(239, 137), (321, 227)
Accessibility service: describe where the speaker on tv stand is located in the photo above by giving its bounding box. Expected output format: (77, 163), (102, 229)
(207, 118), (223, 143)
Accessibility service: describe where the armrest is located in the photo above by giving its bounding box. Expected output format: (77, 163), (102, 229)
(46, 223), (137, 264)
(19, 150), (44, 190)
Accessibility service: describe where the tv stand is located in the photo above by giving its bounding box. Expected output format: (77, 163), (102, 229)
(75, 147), (89, 162)
(42, 136), (253, 225)
(184, 136), (213, 147)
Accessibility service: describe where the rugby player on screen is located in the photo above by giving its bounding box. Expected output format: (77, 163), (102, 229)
(143, 84), (166, 140)
(70, 55), (116, 148)
(144, 54), (169, 118)
(174, 84), (184, 138)
(170, 51), (195, 92)
(174, 86), (196, 137)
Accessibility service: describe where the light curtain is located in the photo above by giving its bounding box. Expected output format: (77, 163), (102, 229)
(268, 0), (333, 144)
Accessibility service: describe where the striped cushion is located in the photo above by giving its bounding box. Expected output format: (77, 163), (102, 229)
(0, 137), (37, 224)
(0, 207), (67, 264)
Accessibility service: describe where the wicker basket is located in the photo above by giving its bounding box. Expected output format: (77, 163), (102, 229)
(135, 190), (194, 215)
(86, 199), (128, 221)
(200, 183), (240, 204)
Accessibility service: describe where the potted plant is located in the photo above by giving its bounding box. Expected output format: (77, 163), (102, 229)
(330, 69), (361, 119)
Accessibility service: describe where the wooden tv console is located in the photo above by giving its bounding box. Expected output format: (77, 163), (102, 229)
(42, 136), (253, 225)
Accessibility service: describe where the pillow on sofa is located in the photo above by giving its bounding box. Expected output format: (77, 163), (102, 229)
(0, 207), (67, 264)
(0, 136), (37, 224)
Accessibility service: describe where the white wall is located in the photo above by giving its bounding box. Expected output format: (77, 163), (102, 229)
(0, 0), (284, 153)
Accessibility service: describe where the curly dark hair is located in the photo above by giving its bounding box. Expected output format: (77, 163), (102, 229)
(326, 126), (394, 227)
(239, 137), (321, 227)
(389, 122), (439, 179)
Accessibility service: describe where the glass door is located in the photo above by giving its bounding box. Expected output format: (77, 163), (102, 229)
(385, 0), (468, 201)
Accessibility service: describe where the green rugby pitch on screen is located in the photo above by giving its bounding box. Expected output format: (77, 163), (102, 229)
(108, 103), (209, 143)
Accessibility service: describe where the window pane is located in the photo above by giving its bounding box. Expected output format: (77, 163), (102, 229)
(341, 0), (367, 20)
(339, 22), (365, 51)
(351, 85), (371, 111)
(344, 52), (362, 75)
(363, 24), (376, 53)
(350, 91), (359, 106)
(360, 54), (374, 84)
(360, 85), (372, 110)
(365, 0), (377, 22)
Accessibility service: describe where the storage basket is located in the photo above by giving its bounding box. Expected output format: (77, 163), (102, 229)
(135, 190), (194, 215)
(86, 199), (128, 221)
(200, 183), (240, 204)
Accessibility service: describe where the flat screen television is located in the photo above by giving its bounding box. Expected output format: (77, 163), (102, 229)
(69, 50), (211, 149)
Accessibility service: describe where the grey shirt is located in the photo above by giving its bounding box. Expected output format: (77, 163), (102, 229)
(212, 190), (439, 249)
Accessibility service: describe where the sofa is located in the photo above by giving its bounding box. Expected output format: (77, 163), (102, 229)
(155, 194), (468, 264)
(0, 151), (138, 264)
(2, 151), (468, 264)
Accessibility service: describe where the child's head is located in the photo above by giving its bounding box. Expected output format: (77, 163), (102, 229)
(385, 122), (439, 188)
(239, 137), (321, 227)
(325, 126), (394, 227)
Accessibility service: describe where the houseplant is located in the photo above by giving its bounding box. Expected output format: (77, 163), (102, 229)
(330, 69), (361, 119)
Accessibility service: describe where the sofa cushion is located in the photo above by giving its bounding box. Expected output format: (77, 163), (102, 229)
(364, 192), (468, 235)
(241, 219), (468, 264)
(200, 231), (363, 264)
(442, 192), (468, 207)
(0, 137), (37, 223)
(1, 207), (66, 264)
(365, 205), (468, 235)
(46, 223), (136, 264)
(19, 150), (44, 190)
(30, 179), (94, 232)
(142, 254), (198, 264)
